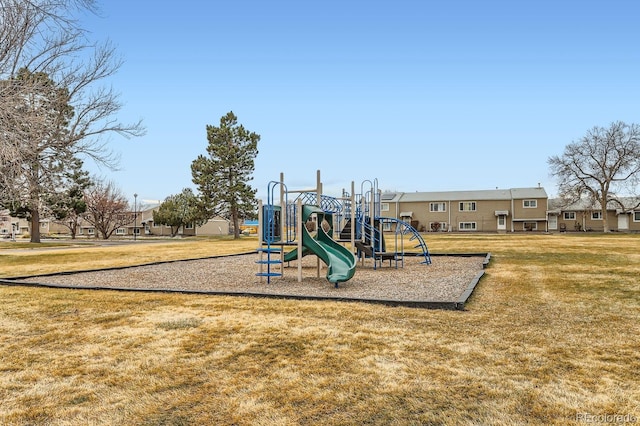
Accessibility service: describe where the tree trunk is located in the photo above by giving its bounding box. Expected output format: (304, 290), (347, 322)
(30, 208), (41, 243)
(602, 207), (610, 233)
(232, 209), (240, 239)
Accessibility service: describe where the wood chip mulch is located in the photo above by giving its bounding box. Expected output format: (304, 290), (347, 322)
(13, 253), (488, 309)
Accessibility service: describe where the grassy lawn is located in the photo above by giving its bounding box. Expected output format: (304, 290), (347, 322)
(0, 234), (638, 425)
(0, 236), (257, 278)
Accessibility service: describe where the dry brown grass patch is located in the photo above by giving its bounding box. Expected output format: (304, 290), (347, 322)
(0, 234), (639, 424)
(0, 237), (257, 278)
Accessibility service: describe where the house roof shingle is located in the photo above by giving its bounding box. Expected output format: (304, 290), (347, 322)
(397, 187), (547, 203)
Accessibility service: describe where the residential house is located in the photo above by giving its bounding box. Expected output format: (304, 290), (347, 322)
(140, 207), (230, 237)
(547, 197), (640, 232)
(196, 217), (231, 236)
(380, 187), (549, 233)
(4, 187), (638, 238)
(1, 210), (33, 238)
(0, 211), (18, 238)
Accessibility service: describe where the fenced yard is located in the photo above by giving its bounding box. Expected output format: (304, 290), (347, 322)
(0, 233), (638, 425)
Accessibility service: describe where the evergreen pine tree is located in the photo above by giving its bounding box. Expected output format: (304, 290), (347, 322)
(191, 112), (259, 239)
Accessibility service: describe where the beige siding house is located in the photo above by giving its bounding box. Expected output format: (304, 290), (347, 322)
(196, 218), (231, 236)
(140, 207), (230, 236)
(5, 189), (640, 238)
(548, 197), (640, 232)
(381, 187), (548, 233)
(1, 210), (34, 238)
(0, 211), (19, 238)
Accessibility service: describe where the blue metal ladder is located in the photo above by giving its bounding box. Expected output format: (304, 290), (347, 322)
(256, 181), (286, 283)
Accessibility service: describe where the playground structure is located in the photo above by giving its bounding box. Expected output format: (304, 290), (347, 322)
(257, 171), (431, 286)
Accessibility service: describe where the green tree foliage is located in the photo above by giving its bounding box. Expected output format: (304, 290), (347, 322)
(191, 112), (259, 239)
(47, 158), (92, 239)
(548, 121), (640, 232)
(1, 68), (75, 242)
(153, 188), (208, 237)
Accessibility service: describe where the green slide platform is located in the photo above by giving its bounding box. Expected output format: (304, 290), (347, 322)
(284, 205), (356, 284)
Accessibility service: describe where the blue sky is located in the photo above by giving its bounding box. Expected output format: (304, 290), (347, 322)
(80, 0), (640, 206)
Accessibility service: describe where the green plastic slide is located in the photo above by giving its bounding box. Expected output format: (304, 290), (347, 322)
(283, 205), (356, 284)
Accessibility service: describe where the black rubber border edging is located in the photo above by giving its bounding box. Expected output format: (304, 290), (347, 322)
(0, 252), (491, 311)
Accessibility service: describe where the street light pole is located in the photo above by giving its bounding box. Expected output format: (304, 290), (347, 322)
(134, 193), (138, 241)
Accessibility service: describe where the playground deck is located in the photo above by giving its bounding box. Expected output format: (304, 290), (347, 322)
(11, 253), (489, 310)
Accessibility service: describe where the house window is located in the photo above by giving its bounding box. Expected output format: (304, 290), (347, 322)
(116, 228), (125, 235)
(383, 222), (391, 231)
(459, 202), (476, 212)
(87, 228), (95, 235)
(133, 227), (140, 235)
(185, 223), (194, 229)
(591, 211), (602, 220)
(523, 222), (537, 231)
(153, 221), (160, 228)
(634, 212), (640, 222)
(430, 202), (446, 212)
(564, 212), (576, 220)
(459, 222), (476, 231)
(523, 200), (537, 208)
(380, 203), (389, 212)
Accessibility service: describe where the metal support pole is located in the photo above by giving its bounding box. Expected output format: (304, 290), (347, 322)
(297, 198), (303, 283)
(133, 193), (138, 241)
(351, 181), (355, 254)
(316, 170), (322, 277)
(257, 199), (264, 282)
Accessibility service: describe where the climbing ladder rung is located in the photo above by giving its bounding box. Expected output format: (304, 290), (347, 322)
(255, 260), (282, 265)
(257, 248), (282, 253)
(256, 272), (282, 277)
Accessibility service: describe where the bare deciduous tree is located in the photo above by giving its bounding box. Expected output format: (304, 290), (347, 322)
(0, 0), (145, 242)
(82, 179), (132, 239)
(548, 121), (640, 232)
